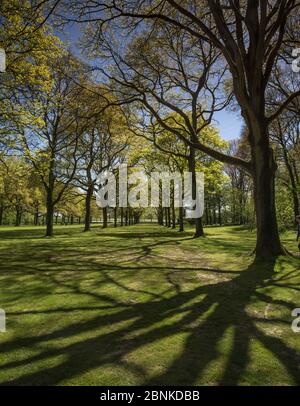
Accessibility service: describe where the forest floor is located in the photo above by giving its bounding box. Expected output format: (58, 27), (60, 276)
(0, 224), (299, 386)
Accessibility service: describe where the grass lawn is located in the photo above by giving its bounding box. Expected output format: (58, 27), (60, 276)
(0, 224), (299, 386)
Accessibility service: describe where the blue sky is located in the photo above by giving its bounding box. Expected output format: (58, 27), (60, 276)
(57, 24), (243, 142)
(213, 110), (244, 141)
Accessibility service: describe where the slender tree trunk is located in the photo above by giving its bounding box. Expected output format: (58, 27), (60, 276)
(130, 209), (132, 225)
(167, 207), (171, 227)
(114, 207), (117, 227)
(128, 209), (131, 225)
(45, 189), (54, 237)
(208, 199), (212, 225)
(205, 200), (209, 225)
(189, 150), (204, 237)
(178, 206), (184, 232)
(282, 146), (300, 217)
(292, 158), (299, 186)
(218, 197), (222, 226)
(164, 208), (168, 226)
(157, 206), (163, 225)
(84, 184), (93, 232)
(120, 207), (124, 226)
(213, 201), (217, 225)
(15, 208), (21, 226)
(45, 157), (55, 237)
(34, 208), (39, 226)
(102, 207), (108, 229)
(171, 194), (176, 229)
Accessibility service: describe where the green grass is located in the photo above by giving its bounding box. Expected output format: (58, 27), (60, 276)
(0, 224), (299, 386)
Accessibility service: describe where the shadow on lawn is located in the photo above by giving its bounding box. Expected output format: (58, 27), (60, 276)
(1, 251), (300, 385)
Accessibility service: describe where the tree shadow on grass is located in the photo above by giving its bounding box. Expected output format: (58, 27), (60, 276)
(0, 256), (299, 385)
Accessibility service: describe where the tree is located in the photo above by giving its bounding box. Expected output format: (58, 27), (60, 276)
(271, 114), (300, 218)
(224, 133), (252, 225)
(268, 64), (300, 218)
(21, 53), (89, 236)
(128, 111), (226, 232)
(86, 21), (230, 236)
(0, 0), (62, 151)
(0, 157), (32, 226)
(72, 1), (300, 258)
(74, 94), (130, 232)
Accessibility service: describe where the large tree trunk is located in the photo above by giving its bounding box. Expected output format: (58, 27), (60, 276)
(251, 126), (285, 258)
(84, 184), (93, 232)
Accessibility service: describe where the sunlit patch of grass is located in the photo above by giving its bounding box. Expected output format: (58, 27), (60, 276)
(0, 224), (299, 385)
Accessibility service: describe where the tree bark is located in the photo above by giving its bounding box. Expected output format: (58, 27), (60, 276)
(114, 207), (117, 227)
(102, 207), (108, 229)
(34, 207), (39, 226)
(205, 200), (209, 225)
(171, 194), (176, 229)
(213, 201), (217, 225)
(15, 208), (22, 227)
(164, 208), (168, 227)
(178, 206), (184, 232)
(84, 184), (93, 232)
(281, 143), (300, 217)
(120, 207), (124, 226)
(189, 150), (204, 237)
(167, 207), (171, 227)
(251, 126), (285, 258)
(45, 189), (54, 237)
(157, 206), (163, 225)
(218, 197), (222, 226)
